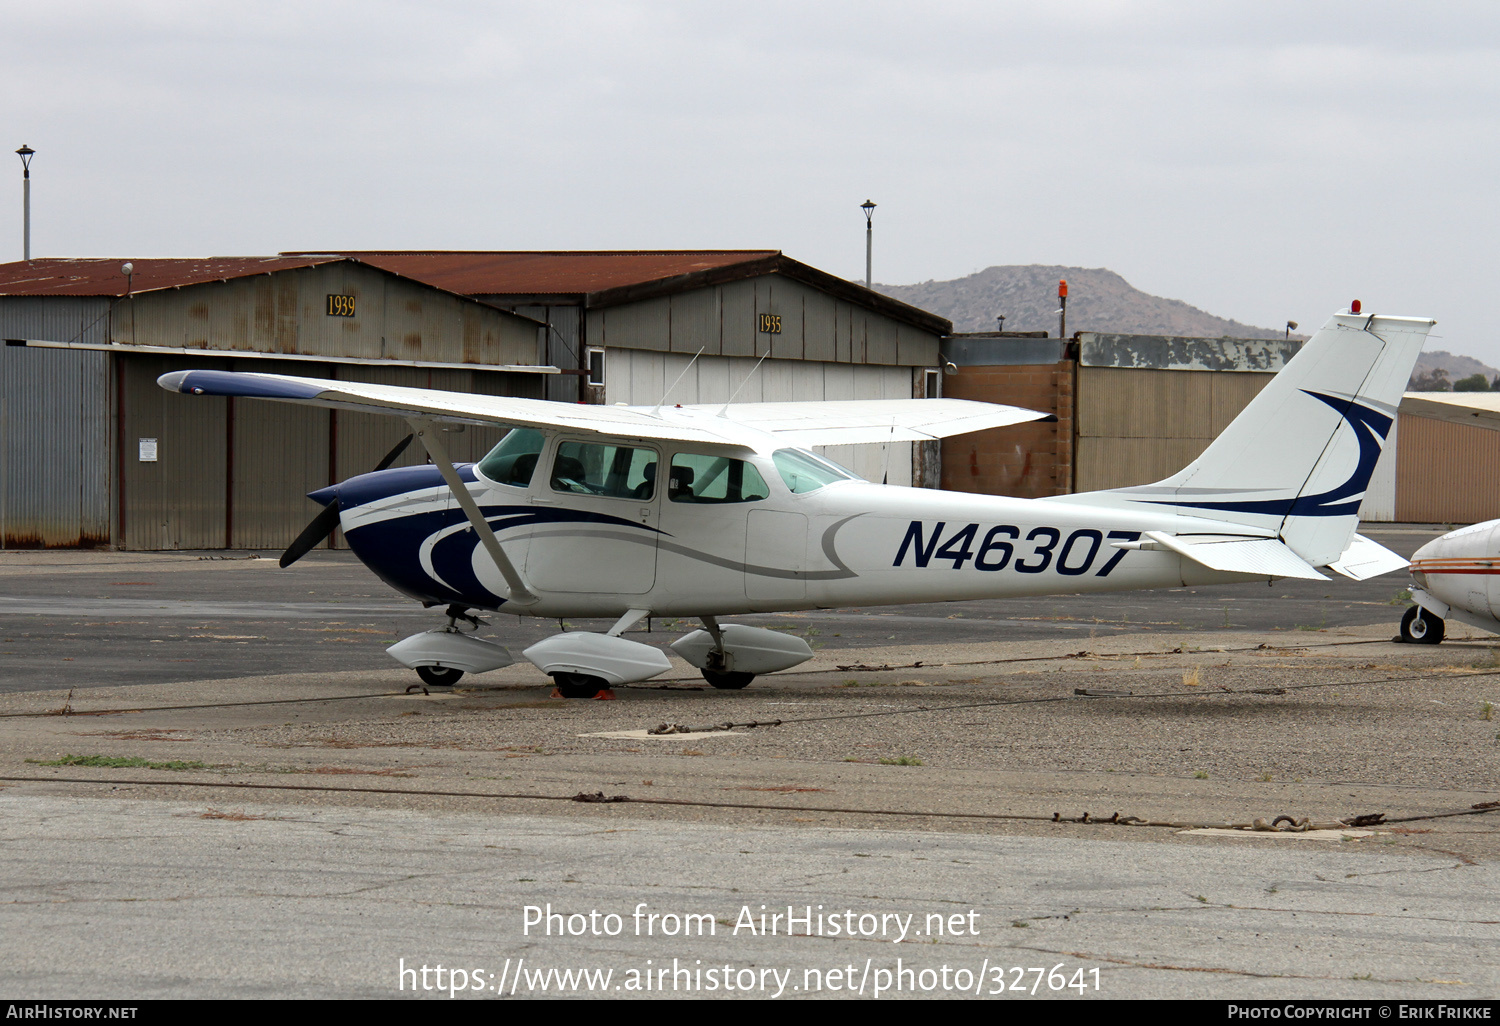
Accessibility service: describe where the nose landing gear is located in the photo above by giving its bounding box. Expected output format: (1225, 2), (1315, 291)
(386, 604), (514, 686)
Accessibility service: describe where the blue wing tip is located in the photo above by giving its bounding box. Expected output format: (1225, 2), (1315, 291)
(156, 370), (326, 401)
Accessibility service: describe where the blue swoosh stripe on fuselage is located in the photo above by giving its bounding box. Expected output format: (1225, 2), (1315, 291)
(331, 464), (666, 607)
(1140, 391), (1392, 518)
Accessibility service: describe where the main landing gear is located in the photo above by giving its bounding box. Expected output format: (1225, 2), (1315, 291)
(1400, 605), (1445, 645)
(386, 607), (819, 696)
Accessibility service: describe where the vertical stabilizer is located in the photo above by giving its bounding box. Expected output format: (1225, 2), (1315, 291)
(1056, 309), (1434, 567)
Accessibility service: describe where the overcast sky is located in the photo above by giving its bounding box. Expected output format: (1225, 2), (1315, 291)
(4, 2), (1498, 361)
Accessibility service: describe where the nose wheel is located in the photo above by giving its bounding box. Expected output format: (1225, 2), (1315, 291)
(1400, 605), (1444, 644)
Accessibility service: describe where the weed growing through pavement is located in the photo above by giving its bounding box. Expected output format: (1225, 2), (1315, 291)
(879, 756), (923, 766)
(1183, 667), (1202, 687)
(28, 754), (206, 771)
(1482, 702), (1494, 722)
(1193, 770), (1209, 779)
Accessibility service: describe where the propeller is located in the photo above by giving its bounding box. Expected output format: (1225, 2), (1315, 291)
(279, 433), (414, 568)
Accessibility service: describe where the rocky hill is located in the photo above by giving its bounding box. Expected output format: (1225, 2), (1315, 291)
(875, 265), (1290, 338)
(1410, 350), (1500, 390)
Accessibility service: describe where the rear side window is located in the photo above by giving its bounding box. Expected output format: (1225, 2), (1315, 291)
(551, 441), (657, 500)
(668, 453), (770, 503)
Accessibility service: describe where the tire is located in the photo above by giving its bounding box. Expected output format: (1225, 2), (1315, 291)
(554, 672), (609, 698)
(1401, 605), (1445, 645)
(702, 669), (755, 690)
(416, 665), (464, 687)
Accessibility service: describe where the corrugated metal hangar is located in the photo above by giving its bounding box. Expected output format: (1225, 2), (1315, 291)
(292, 251), (949, 486)
(0, 251), (949, 550)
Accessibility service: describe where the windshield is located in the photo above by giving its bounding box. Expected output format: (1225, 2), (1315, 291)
(772, 448), (861, 494)
(476, 428), (545, 487)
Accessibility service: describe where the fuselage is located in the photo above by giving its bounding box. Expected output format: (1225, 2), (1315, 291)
(1408, 518), (1500, 634)
(326, 426), (1274, 619)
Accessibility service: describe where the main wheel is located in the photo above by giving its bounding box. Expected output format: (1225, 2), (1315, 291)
(553, 672), (609, 698)
(702, 669), (755, 690)
(416, 665), (464, 687)
(1400, 605), (1445, 645)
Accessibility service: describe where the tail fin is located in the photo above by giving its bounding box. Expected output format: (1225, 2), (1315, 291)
(1057, 309), (1434, 566)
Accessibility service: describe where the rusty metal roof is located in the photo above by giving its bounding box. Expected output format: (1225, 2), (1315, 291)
(289, 250), (782, 297)
(0, 256), (343, 297)
(283, 250), (951, 334)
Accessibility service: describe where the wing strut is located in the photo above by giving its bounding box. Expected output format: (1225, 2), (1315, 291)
(408, 418), (539, 606)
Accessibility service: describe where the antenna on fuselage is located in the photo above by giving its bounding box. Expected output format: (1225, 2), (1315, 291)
(651, 347), (705, 417)
(717, 350), (771, 417)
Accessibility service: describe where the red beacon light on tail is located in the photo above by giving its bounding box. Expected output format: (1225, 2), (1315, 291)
(1351, 299), (1362, 314)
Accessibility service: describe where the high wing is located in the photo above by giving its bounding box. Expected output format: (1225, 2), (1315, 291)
(675, 399), (1051, 447)
(156, 369), (1049, 448)
(1401, 390), (1500, 431)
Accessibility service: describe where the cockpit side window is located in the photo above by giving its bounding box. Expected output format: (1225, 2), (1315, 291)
(668, 453), (771, 503)
(771, 448), (861, 494)
(476, 428), (545, 488)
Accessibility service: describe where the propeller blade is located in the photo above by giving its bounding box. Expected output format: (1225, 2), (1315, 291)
(373, 433), (414, 473)
(279, 436), (412, 568)
(279, 500), (343, 568)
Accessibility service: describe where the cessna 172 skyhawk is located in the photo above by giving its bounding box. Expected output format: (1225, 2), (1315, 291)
(157, 306), (1432, 695)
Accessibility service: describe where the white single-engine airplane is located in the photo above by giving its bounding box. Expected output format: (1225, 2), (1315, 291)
(158, 306), (1433, 695)
(1383, 390), (1500, 645)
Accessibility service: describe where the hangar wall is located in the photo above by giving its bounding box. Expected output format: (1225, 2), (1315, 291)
(1394, 414), (1500, 524)
(1074, 366), (1275, 491)
(589, 276), (939, 368)
(0, 298), (112, 548)
(120, 262), (544, 366)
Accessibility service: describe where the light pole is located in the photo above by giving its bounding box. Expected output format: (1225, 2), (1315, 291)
(860, 199), (876, 288)
(15, 145), (34, 261)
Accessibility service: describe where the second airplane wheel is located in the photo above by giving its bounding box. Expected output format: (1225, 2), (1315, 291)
(702, 669), (755, 690)
(1400, 605), (1445, 645)
(416, 665), (464, 687)
(554, 672), (609, 698)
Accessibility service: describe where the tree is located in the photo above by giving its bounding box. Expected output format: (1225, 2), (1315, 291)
(1454, 373), (1491, 392)
(1408, 368), (1452, 391)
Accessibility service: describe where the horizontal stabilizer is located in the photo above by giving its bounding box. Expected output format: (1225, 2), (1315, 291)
(1326, 533), (1409, 581)
(1142, 531), (1328, 581)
